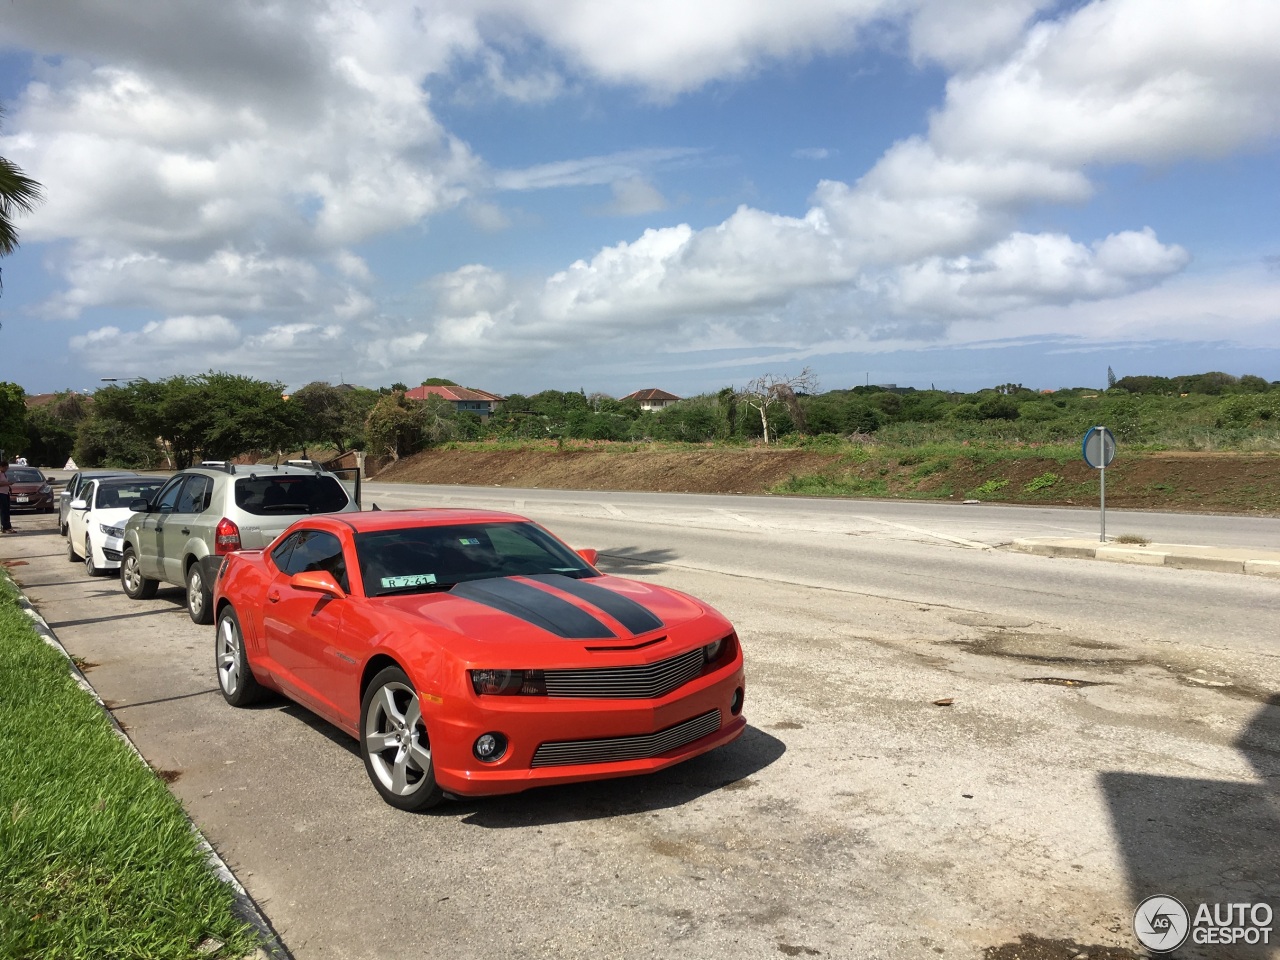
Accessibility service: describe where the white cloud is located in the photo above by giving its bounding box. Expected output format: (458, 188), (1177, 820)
(492, 148), (704, 191)
(792, 148), (834, 160)
(601, 177), (669, 216)
(433, 265), (509, 314)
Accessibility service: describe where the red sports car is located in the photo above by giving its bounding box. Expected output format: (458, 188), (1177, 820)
(212, 508), (746, 811)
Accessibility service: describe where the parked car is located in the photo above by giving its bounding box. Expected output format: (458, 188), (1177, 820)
(59, 470), (140, 534)
(6, 466), (55, 513)
(212, 508), (746, 811)
(66, 476), (168, 576)
(120, 461), (361, 624)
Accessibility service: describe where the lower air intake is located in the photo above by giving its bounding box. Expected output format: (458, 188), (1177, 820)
(531, 710), (722, 767)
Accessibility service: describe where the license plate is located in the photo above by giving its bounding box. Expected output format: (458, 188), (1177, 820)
(14, 495), (28, 503)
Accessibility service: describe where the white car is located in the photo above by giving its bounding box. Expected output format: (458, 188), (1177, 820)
(67, 476), (167, 577)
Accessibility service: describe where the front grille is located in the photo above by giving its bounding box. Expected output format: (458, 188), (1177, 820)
(531, 709), (722, 767)
(543, 647), (705, 699)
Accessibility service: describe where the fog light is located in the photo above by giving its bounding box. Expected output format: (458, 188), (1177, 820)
(730, 687), (744, 716)
(473, 732), (508, 762)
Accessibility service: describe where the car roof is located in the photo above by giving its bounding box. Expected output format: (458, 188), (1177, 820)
(303, 508), (530, 535)
(94, 476), (164, 488)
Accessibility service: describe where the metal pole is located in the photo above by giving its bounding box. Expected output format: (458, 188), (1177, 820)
(1099, 461), (1106, 542)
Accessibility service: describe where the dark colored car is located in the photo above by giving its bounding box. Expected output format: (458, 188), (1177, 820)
(7, 466), (55, 512)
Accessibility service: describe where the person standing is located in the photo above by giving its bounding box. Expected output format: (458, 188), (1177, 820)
(0, 460), (13, 534)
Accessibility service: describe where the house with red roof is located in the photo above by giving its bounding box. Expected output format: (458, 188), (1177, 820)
(404, 384), (504, 418)
(622, 388), (681, 411)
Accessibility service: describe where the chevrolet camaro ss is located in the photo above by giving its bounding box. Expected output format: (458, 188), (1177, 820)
(212, 508), (746, 811)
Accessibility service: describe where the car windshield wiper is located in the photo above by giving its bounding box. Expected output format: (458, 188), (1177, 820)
(375, 582), (455, 597)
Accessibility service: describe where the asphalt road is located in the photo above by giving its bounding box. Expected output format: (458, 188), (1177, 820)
(4, 490), (1278, 960)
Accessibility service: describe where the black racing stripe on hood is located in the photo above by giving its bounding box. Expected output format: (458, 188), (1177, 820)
(451, 578), (617, 640)
(527, 575), (664, 636)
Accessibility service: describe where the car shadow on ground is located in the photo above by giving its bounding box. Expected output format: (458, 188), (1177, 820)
(594, 547), (680, 575)
(1099, 694), (1279, 958)
(276, 702), (785, 827)
(454, 724), (786, 828)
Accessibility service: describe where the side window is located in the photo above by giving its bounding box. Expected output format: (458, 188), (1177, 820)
(270, 532), (300, 572)
(176, 475), (213, 514)
(280, 530), (348, 592)
(153, 476), (186, 514)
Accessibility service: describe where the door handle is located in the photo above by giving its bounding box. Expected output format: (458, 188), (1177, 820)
(181, 528), (190, 535)
(267, 590), (281, 603)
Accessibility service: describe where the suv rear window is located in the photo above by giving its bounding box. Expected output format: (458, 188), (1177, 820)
(233, 475), (350, 516)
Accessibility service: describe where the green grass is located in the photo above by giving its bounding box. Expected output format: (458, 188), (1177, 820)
(0, 574), (261, 960)
(776, 474), (889, 497)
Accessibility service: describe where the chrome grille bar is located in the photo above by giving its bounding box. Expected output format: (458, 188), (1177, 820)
(542, 647), (705, 699)
(531, 710), (722, 767)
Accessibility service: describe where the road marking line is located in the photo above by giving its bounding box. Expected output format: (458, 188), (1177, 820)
(855, 516), (992, 550)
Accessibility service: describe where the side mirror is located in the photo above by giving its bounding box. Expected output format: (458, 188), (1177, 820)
(70, 499), (89, 511)
(128, 499), (150, 512)
(576, 548), (599, 566)
(291, 570), (347, 599)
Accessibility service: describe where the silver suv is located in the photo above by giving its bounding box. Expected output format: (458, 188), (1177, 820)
(120, 461), (361, 623)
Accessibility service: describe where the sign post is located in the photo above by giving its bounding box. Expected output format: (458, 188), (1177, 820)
(1081, 426), (1117, 542)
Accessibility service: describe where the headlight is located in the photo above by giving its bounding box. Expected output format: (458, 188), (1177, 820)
(99, 523), (126, 538)
(703, 634), (733, 664)
(40, 484), (52, 494)
(470, 669), (547, 696)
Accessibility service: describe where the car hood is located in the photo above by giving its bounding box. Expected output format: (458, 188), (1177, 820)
(377, 574), (711, 649)
(87, 506), (140, 527)
(9, 481), (47, 492)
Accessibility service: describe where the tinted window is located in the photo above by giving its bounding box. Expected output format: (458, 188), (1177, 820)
(234, 475), (349, 516)
(270, 532), (299, 571)
(277, 530), (348, 591)
(153, 477), (186, 513)
(356, 522), (593, 597)
(176, 475), (214, 514)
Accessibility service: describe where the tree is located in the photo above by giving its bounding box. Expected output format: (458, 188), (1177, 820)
(739, 368), (818, 444)
(291, 381), (354, 453)
(365, 391), (425, 461)
(1106, 366), (1117, 389)
(421, 377), (458, 386)
(0, 108), (43, 260)
(25, 390), (92, 465)
(0, 381), (27, 457)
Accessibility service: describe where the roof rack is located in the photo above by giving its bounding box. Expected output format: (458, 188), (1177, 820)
(198, 461), (237, 474)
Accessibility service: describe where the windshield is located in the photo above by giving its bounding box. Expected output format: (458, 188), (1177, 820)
(94, 479), (165, 510)
(355, 521), (596, 597)
(8, 468), (43, 483)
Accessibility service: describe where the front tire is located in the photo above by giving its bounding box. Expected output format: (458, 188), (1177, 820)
(360, 667), (444, 812)
(84, 537), (102, 577)
(186, 563), (213, 625)
(120, 548), (159, 600)
(215, 607), (265, 706)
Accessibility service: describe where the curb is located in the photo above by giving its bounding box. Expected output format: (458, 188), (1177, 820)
(9, 581), (293, 960)
(1010, 540), (1280, 578)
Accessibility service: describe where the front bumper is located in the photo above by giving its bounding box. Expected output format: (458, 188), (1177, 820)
(427, 660), (746, 797)
(9, 492), (54, 512)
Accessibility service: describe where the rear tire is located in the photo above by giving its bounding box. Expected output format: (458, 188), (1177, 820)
(186, 562), (213, 625)
(67, 537), (80, 562)
(120, 548), (159, 600)
(215, 607), (265, 707)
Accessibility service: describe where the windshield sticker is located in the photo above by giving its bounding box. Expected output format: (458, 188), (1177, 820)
(380, 573), (437, 588)
(458, 537), (482, 546)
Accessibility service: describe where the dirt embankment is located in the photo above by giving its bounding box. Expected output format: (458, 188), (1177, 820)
(372, 446), (1280, 515)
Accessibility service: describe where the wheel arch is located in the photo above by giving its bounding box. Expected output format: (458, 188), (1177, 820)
(360, 654), (406, 702)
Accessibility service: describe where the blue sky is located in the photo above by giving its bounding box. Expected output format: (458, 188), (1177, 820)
(1, 0), (1278, 400)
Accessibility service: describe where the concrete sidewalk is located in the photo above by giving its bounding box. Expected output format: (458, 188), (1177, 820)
(1010, 537), (1280, 577)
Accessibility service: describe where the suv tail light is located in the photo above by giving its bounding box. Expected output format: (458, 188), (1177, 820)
(214, 517), (242, 555)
